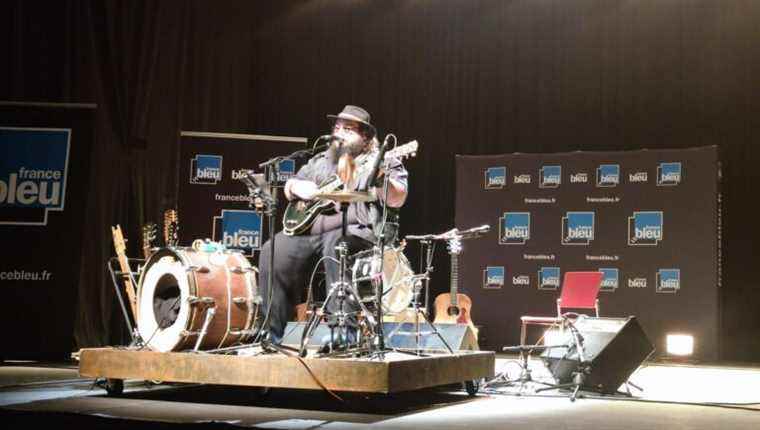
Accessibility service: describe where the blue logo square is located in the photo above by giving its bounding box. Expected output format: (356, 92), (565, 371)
(657, 268), (680, 293)
(657, 162), (682, 186)
(483, 266), (505, 289)
(212, 210), (262, 256)
(485, 166), (507, 189)
(538, 267), (561, 291)
(596, 164), (620, 187)
(539, 165), (562, 188)
(190, 154), (223, 185)
(628, 211), (663, 246)
(499, 212), (530, 245)
(599, 268), (619, 292)
(562, 212), (595, 245)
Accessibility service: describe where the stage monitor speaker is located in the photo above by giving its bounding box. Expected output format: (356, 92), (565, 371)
(540, 316), (654, 394)
(281, 321), (479, 351)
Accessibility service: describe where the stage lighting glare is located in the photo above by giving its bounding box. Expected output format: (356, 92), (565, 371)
(666, 334), (694, 356)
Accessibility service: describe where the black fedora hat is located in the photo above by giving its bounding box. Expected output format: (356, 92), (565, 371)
(327, 105), (376, 138)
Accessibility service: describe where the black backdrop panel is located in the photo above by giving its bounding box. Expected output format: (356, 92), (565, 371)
(455, 146), (719, 361)
(177, 132), (306, 261)
(0, 103), (94, 360)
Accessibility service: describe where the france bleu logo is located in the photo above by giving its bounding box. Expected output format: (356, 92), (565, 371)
(538, 267), (561, 291)
(212, 209), (262, 256)
(483, 266), (505, 289)
(190, 154), (223, 185)
(656, 268), (680, 293)
(657, 162), (682, 186)
(628, 211), (663, 246)
(539, 165), (562, 188)
(0, 128), (70, 226)
(277, 158), (296, 182)
(499, 212), (530, 245)
(596, 164), (620, 187)
(562, 211), (595, 245)
(599, 268), (619, 292)
(485, 166), (507, 189)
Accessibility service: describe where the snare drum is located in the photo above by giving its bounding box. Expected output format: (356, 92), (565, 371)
(351, 247), (415, 315)
(136, 247), (259, 352)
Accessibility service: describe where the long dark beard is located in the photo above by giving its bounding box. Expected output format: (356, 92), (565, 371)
(327, 139), (367, 165)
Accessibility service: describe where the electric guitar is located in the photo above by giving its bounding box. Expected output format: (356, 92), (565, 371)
(111, 225), (139, 321)
(433, 235), (478, 337)
(141, 222), (158, 259)
(164, 209), (179, 247)
(282, 140), (418, 236)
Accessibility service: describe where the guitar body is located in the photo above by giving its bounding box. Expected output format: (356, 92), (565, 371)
(433, 293), (473, 324)
(282, 141), (418, 236)
(283, 199), (333, 236)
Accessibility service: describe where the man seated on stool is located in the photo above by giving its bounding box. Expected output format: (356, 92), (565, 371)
(258, 105), (408, 347)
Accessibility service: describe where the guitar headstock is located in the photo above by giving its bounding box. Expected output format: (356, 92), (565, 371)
(111, 225), (127, 255)
(446, 235), (462, 255)
(386, 140), (419, 161)
(164, 209), (179, 247)
(142, 222), (158, 250)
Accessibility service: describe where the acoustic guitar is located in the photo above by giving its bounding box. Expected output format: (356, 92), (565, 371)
(282, 140), (418, 236)
(433, 235), (478, 337)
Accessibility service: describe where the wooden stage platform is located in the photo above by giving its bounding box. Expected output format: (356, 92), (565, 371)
(78, 347), (494, 394)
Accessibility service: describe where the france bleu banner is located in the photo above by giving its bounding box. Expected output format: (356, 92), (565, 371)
(455, 146), (719, 360)
(177, 132), (306, 261)
(0, 102), (95, 360)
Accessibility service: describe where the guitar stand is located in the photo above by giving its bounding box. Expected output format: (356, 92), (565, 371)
(106, 257), (146, 348)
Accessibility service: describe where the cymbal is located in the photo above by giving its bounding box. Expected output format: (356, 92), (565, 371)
(314, 190), (376, 203)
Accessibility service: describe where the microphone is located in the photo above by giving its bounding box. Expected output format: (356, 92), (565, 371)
(459, 224), (491, 238)
(318, 134), (345, 144)
(362, 138), (390, 192)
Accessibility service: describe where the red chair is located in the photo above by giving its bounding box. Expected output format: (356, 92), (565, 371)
(519, 271), (604, 346)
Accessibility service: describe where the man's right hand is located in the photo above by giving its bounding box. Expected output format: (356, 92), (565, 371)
(287, 179), (319, 201)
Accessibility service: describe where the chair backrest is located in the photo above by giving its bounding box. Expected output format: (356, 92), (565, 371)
(558, 271), (603, 310)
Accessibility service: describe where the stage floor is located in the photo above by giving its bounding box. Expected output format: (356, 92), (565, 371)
(2, 356), (759, 429)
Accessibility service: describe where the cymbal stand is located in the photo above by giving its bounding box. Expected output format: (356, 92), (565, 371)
(387, 237), (454, 355)
(304, 202), (380, 357)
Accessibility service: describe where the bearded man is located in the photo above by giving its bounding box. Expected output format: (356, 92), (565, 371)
(259, 105), (408, 344)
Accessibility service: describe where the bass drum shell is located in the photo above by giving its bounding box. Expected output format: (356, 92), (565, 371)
(136, 247), (259, 352)
(351, 247), (416, 315)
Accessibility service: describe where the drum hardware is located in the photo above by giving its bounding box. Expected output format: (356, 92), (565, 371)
(232, 296), (250, 305)
(186, 295), (215, 306)
(298, 192), (386, 357)
(193, 307), (217, 351)
(231, 266), (256, 274)
(186, 265), (210, 273)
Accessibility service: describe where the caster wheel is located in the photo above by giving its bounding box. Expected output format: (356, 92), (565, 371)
(463, 379), (480, 396)
(105, 378), (124, 396)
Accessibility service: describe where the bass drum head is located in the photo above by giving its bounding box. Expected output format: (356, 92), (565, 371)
(381, 249), (415, 314)
(136, 248), (193, 352)
(351, 248), (415, 315)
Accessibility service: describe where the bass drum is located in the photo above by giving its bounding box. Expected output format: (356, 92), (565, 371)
(351, 247), (416, 315)
(136, 247), (259, 352)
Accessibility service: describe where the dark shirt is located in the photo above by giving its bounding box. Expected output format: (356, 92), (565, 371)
(292, 148), (409, 241)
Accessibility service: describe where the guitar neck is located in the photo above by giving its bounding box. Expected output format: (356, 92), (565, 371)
(450, 253), (459, 306)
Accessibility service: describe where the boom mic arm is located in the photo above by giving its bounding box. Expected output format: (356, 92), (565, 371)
(361, 138), (390, 192)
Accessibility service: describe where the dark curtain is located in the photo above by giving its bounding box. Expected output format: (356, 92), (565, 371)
(3, 0), (759, 360)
